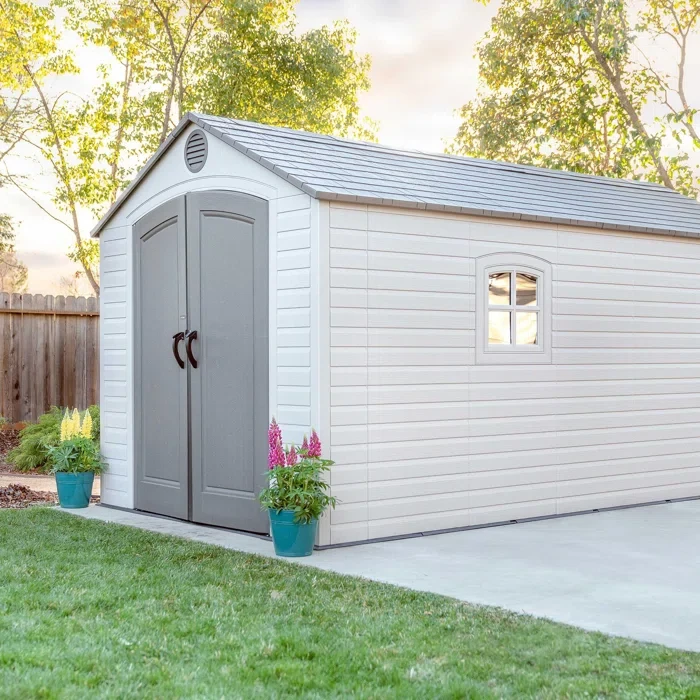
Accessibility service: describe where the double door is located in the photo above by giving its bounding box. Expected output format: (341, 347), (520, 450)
(134, 191), (268, 533)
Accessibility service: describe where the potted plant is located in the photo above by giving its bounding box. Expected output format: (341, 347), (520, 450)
(48, 409), (106, 509)
(259, 419), (336, 557)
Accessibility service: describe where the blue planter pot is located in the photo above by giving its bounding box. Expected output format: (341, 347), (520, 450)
(55, 472), (94, 509)
(268, 509), (317, 557)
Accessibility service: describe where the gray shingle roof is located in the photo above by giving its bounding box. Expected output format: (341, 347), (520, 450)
(92, 112), (700, 238)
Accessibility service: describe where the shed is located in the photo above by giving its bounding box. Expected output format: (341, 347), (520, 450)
(93, 112), (700, 545)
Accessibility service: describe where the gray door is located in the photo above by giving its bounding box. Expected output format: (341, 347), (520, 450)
(134, 197), (189, 520)
(186, 192), (269, 532)
(133, 191), (269, 533)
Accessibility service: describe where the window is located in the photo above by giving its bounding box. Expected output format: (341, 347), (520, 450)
(476, 253), (551, 364)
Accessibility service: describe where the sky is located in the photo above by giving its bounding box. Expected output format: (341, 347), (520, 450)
(2, 0), (698, 294)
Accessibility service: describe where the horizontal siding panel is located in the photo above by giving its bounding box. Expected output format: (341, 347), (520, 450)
(369, 250), (470, 276)
(277, 367), (311, 386)
(101, 302), (127, 319)
(277, 269), (310, 289)
(367, 210), (470, 239)
(368, 230), (470, 257)
(330, 205), (368, 231)
(277, 208), (311, 232)
(368, 270), (473, 294)
(277, 229), (311, 251)
(277, 308), (310, 328)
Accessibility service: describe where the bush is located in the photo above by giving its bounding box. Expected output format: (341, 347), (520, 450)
(7, 406), (100, 473)
(87, 405), (100, 442)
(7, 407), (62, 473)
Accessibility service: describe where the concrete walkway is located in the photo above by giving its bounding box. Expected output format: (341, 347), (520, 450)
(67, 500), (700, 653)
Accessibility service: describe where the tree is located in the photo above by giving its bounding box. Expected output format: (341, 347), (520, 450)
(59, 0), (374, 154)
(0, 0), (101, 293)
(452, 0), (700, 195)
(0, 214), (28, 293)
(0, 248), (28, 293)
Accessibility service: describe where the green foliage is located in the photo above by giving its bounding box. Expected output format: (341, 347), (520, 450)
(47, 434), (106, 474)
(259, 456), (337, 524)
(7, 405), (101, 472)
(87, 404), (100, 442)
(7, 407), (62, 472)
(452, 0), (700, 195)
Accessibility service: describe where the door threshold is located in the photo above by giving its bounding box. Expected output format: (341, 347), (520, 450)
(97, 503), (272, 541)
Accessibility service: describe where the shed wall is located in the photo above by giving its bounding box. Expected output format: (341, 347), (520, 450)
(98, 124), (313, 510)
(327, 202), (700, 544)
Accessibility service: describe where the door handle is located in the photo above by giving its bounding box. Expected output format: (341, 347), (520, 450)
(172, 332), (185, 369)
(185, 330), (198, 368)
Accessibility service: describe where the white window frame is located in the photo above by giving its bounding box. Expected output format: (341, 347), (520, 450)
(476, 253), (552, 365)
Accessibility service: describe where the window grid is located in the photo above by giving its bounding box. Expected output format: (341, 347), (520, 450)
(487, 269), (540, 348)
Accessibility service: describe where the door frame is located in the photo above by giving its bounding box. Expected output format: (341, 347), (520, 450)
(132, 190), (270, 531)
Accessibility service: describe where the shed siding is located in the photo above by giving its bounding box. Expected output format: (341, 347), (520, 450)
(328, 202), (700, 544)
(98, 124), (311, 509)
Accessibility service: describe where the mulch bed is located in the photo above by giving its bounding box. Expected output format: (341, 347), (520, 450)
(0, 483), (100, 509)
(0, 484), (57, 509)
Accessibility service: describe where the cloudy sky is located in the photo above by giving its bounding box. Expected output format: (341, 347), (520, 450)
(3, 0), (497, 294)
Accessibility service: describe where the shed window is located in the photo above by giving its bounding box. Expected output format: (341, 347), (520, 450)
(476, 253), (552, 365)
(488, 271), (540, 346)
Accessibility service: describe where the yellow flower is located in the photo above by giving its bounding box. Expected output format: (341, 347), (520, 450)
(60, 409), (71, 442)
(82, 411), (93, 439)
(71, 408), (81, 437)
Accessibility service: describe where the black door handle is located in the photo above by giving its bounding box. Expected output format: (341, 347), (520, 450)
(172, 332), (185, 369)
(185, 330), (198, 368)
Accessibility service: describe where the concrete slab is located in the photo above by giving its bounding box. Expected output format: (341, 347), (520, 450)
(67, 500), (700, 653)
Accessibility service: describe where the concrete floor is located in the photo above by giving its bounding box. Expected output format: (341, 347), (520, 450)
(68, 500), (700, 653)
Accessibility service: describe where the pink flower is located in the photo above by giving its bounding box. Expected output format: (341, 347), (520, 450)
(301, 434), (309, 455)
(269, 439), (285, 470)
(286, 444), (298, 466)
(268, 418), (282, 449)
(268, 418), (285, 469)
(308, 429), (322, 458)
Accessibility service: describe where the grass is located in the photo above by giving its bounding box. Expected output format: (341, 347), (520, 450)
(1, 509), (699, 699)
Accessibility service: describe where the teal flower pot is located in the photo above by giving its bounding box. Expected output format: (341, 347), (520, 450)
(55, 472), (94, 509)
(268, 509), (317, 557)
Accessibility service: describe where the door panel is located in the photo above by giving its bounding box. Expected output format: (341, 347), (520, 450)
(187, 191), (269, 532)
(134, 197), (188, 519)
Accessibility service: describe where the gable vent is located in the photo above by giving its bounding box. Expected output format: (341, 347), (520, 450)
(184, 129), (208, 172)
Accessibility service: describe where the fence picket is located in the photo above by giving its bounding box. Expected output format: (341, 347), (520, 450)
(0, 293), (100, 423)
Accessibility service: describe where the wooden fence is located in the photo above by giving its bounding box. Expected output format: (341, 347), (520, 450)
(0, 293), (99, 423)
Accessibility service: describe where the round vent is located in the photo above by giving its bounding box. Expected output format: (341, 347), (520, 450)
(184, 129), (208, 172)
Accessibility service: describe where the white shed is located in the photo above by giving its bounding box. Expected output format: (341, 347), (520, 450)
(93, 112), (700, 546)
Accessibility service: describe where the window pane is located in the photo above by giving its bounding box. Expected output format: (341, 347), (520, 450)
(516, 312), (538, 345)
(488, 272), (511, 305)
(489, 311), (511, 345)
(516, 273), (537, 306)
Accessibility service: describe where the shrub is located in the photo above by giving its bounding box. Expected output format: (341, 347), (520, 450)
(7, 405), (101, 473)
(7, 407), (62, 472)
(87, 405), (100, 442)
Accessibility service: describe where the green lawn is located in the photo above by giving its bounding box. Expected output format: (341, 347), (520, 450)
(1, 509), (699, 699)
